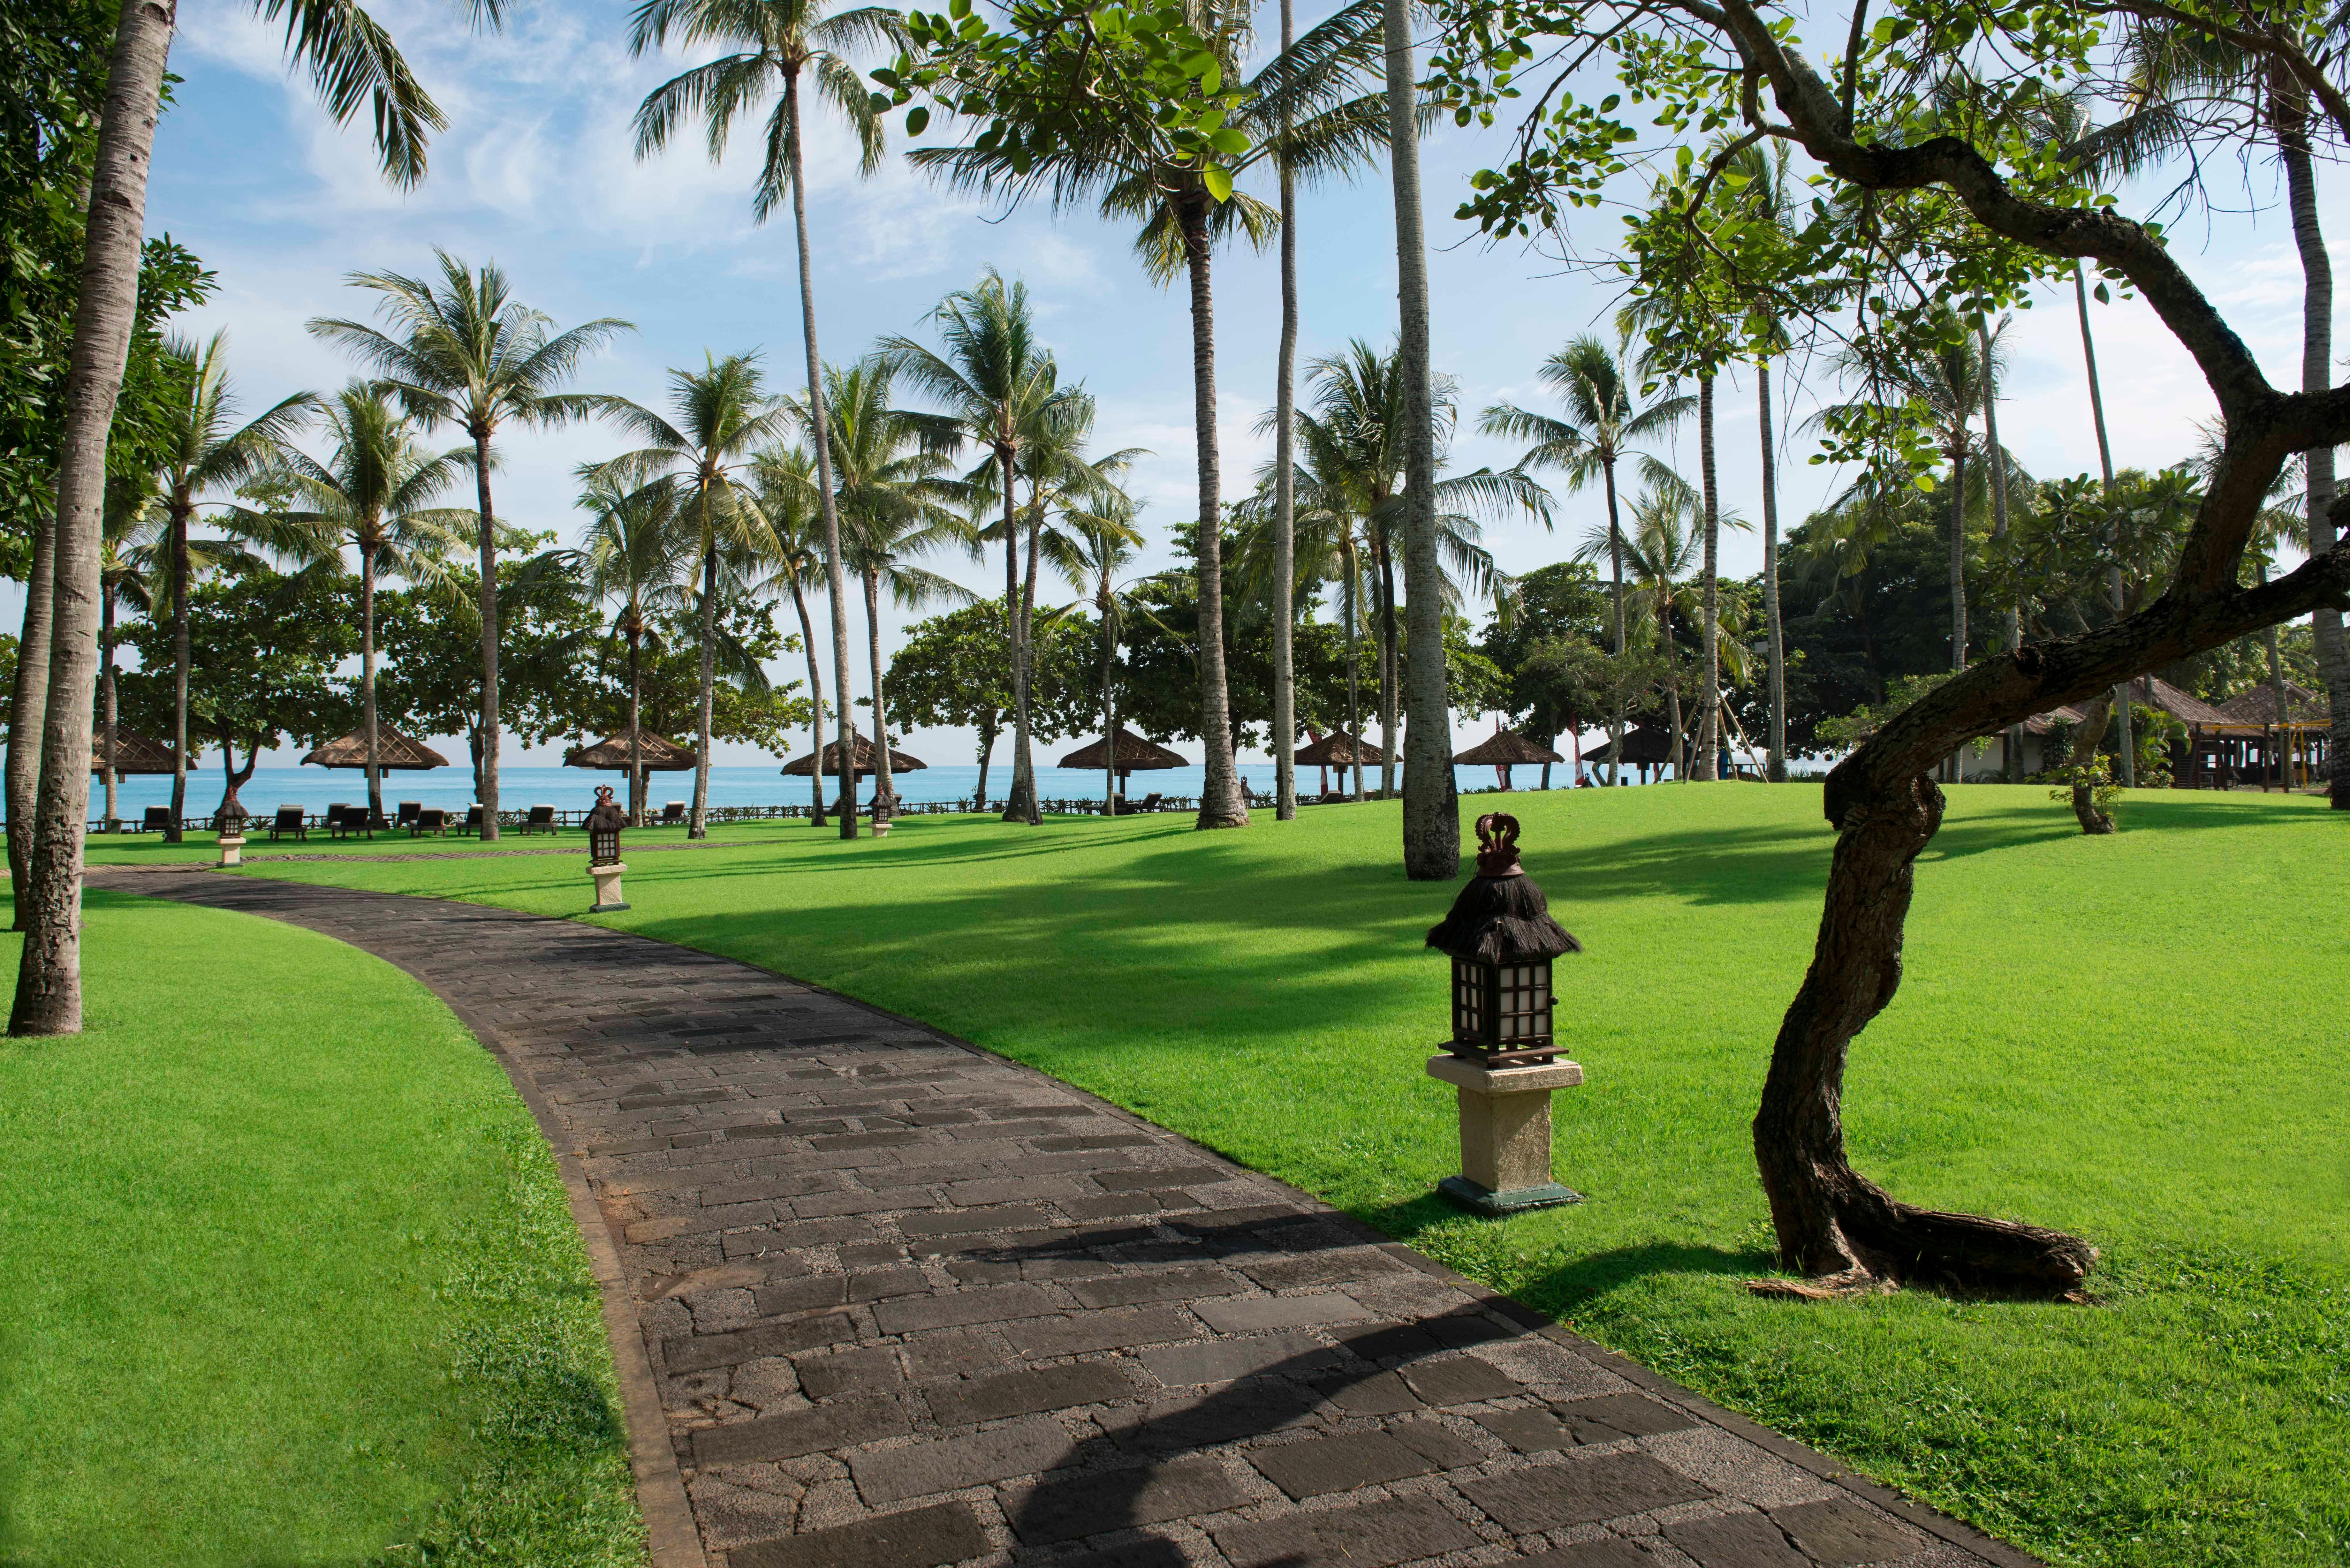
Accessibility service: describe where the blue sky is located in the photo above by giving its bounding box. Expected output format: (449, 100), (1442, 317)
(89, 0), (2343, 767)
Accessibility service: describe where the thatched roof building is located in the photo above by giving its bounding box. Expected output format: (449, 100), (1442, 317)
(300, 724), (448, 770)
(1581, 725), (1672, 765)
(2215, 682), (2327, 727)
(781, 732), (926, 777)
(1059, 726), (1186, 775)
(1295, 730), (1381, 767)
(91, 726), (192, 776)
(565, 732), (700, 771)
(1452, 730), (1563, 768)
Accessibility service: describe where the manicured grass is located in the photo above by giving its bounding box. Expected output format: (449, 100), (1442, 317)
(80, 817), (805, 866)
(231, 785), (2350, 1567)
(0, 892), (643, 1568)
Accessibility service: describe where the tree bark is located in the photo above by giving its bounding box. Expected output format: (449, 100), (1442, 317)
(2067, 694), (2115, 834)
(864, 567), (893, 818)
(2075, 253), (2134, 790)
(1180, 195), (1247, 830)
(2279, 100), (2344, 806)
(628, 626), (646, 826)
(1376, 536), (1398, 795)
(1102, 591), (1118, 817)
(473, 422), (502, 840)
(1002, 451), (1036, 823)
(1016, 494), (1043, 825)
(12, 0), (172, 1035)
(100, 586), (118, 832)
(169, 499), (189, 837)
(692, 540), (717, 837)
(974, 721), (995, 810)
(1603, 458), (1626, 787)
(1271, 0), (1299, 823)
(1758, 362), (1787, 781)
(8, 474), (57, 919)
(1695, 373), (1720, 780)
(1976, 320), (2020, 781)
(782, 66), (857, 841)
(1345, 546), (1364, 801)
(362, 541), (382, 824)
(787, 575), (826, 826)
(1385, 0), (1457, 875)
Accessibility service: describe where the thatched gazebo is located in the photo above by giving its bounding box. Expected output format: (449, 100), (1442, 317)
(1059, 726), (1185, 792)
(90, 725), (193, 776)
(2216, 681), (2326, 726)
(1582, 724), (1674, 781)
(565, 733), (700, 772)
(301, 724), (448, 771)
(1453, 728), (1564, 790)
(1295, 729), (1382, 794)
(784, 731), (926, 813)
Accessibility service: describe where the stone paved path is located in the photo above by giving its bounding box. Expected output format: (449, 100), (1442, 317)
(95, 868), (2036, 1568)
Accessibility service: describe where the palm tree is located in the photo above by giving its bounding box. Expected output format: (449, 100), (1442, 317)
(791, 358), (972, 817)
(580, 472), (693, 825)
(629, 0), (903, 838)
(1045, 500), (1155, 815)
(275, 384), (475, 825)
(1235, 483), (1372, 799)
(1576, 481), (1747, 778)
(599, 352), (791, 837)
(880, 270), (1078, 825)
(911, 0), (1393, 832)
(751, 445), (839, 825)
(308, 251), (632, 841)
(12, 0), (479, 1033)
(96, 475), (162, 836)
(1481, 337), (1691, 782)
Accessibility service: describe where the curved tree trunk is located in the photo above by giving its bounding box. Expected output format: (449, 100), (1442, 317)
(691, 541), (717, 838)
(782, 67), (857, 841)
(787, 575), (826, 826)
(1179, 196), (1247, 830)
(2067, 693), (2115, 834)
(12, 0), (173, 1035)
(1271, 0), (1299, 823)
(2279, 103), (2344, 807)
(362, 541), (382, 825)
(864, 567), (893, 819)
(473, 423), (502, 841)
(8, 471), (57, 919)
(1758, 362), (1787, 781)
(1695, 373), (1721, 781)
(1602, 459), (1626, 787)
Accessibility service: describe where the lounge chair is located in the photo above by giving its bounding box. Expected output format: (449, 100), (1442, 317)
(325, 803), (370, 840)
(396, 801), (422, 829)
(660, 801), (686, 826)
(411, 807), (449, 837)
(521, 804), (557, 835)
(269, 804), (306, 842)
(140, 806), (170, 833)
(460, 804), (484, 835)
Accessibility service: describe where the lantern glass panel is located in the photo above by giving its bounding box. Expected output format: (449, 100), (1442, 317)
(1451, 957), (1489, 1042)
(1496, 960), (1553, 1043)
(591, 827), (619, 864)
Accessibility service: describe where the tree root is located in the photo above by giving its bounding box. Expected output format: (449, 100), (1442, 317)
(1749, 1184), (2098, 1301)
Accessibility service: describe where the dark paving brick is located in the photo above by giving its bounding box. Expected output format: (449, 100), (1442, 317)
(692, 1396), (909, 1465)
(873, 1284), (1065, 1334)
(795, 1346), (906, 1401)
(1552, 1391), (1701, 1441)
(1003, 1307), (1198, 1359)
(1664, 1510), (1813, 1566)
(727, 1501), (989, 1568)
(663, 1312), (855, 1373)
(1771, 1497), (1926, 1565)
(1314, 1368), (1423, 1415)
(1247, 1430), (1435, 1499)
(1474, 1405), (1581, 1452)
(1458, 1451), (1714, 1530)
(1069, 1268), (1244, 1308)
(1514, 1543), (1664, 1568)
(1112, 1383), (1323, 1450)
(1398, 1354), (1520, 1406)
(897, 1204), (1052, 1237)
(1005, 1457), (1251, 1544)
(1138, 1332), (1339, 1386)
(924, 1361), (1137, 1425)
(1213, 1492), (1480, 1568)
(849, 1414), (1073, 1504)
(1195, 1292), (1369, 1333)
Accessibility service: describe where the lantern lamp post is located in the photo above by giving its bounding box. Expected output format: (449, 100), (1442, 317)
(585, 786), (630, 912)
(1423, 813), (1584, 1214)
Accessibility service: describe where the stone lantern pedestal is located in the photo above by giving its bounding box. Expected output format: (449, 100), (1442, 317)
(1426, 1053), (1584, 1214)
(588, 861), (629, 912)
(216, 834), (245, 868)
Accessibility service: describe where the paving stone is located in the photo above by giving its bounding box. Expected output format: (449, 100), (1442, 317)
(1035, 1132), (1158, 1151)
(1313, 1368), (1423, 1415)
(794, 1346), (906, 1401)
(1060, 1193), (1166, 1221)
(752, 1276), (850, 1316)
(849, 1415), (1075, 1504)
(663, 1312), (856, 1373)
(722, 1218), (871, 1257)
(1388, 1418), (1487, 1469)
(897, 1204), (1052, 1237)
(1194, 1293), (1370, 1333)
(1071, 1268), (1246, 1309)
(1552, 1392), (1701, 1441)
(1004, 1307), (1198, 1360)
(1664, 1509), (1812, 1566)
(1139, 1332), (1339, 1387)
(1112, 1382), (1323, 1450)
(692, 1395), (910, 1465)
(1247, 1430), (1435, 1499)
(1236, 1250), (1409, 1290)
(847, 1267), (931, 1303)
(1770, 1497), (1926, 1565)
(1398, 1355), (1520, 1406)
(1335, 1322), (1442, 1363)
(1212, 1492), (1480, 1568)
(873, 1284), (1066, 1335)
(1005, 1457), (1251, 1544)
(926, 1361), (1137, 1426)
(1092, 1165), (1233, 1191)
(726, 1501), (990, 1568)
(1474, 1406), (1581, 1452)
(904, 1331), (1007, 1381)
(1457, 1451), (1714, 1530)
(1513, 1542), (1664, 1567)
(1045, 1540), (1189, 1568)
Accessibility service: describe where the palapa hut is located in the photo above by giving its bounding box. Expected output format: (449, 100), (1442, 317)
(1294, 729), (1382, 796)
(2193, 679), (2330, 789)
(1581, 724), (1673, 782)
(301, 724), (449, 772)
(1058, 726), (1185, 799)
(782, 731), (926, 813)
(566, 732), (700, 825)
(90, 725), (192, 776)
(1453, 728), (1564, 790)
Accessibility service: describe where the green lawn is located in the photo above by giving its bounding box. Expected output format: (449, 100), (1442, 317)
(0, 892), (644, 1568)
(228, 784), (2350, 1568)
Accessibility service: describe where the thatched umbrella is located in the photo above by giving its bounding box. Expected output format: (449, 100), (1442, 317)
(90, 725), (193, 776)
(1453, 728), (1564, 790)
(567, 733), (700, 825)
(301, 725), (449, 771)
(1581, 724), (1673, 781)
(1295, 729), (1380, 795)
(782, 731), (927, 813)
(1059, 726), (1185, 797)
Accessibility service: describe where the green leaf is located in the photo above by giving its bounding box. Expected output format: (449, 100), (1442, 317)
(1913, 473), (1937, 493)
(906, 105), (930, 136)
(1201, 164), (1233, 202)
(1209, 128), (1249, 155)
(2094, 282), (2110, 304)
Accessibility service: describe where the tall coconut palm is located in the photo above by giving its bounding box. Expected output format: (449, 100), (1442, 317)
(629, 0), (903, 838)
(97, 475), (162, 836)
(308, 252), (633, 842)
(911, 0), (1394, 832)
(580, 471), (693, 825)
(751, 445), (839, 825)
(1237, 485), (1372, 799)
(599, 352), (790, 837)
(275, 384), (476, 825)
(1270, 0), (1303, 821)
(1481, 337), (1691, 782)
(881, 270), (1079, 825)
(13, 0), (480, 1034)
(1045, 499), (1155, 815)
(790, 358), (971, 817)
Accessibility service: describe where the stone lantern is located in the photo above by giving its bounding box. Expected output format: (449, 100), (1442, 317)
(1423, 813), (1584, 1214)
(585, 786), (630, 912)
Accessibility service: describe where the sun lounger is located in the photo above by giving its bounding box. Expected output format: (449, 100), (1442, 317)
(411, 807), (449, 837)
(269, 805), (306, 842)
(521, 804), (557, 835)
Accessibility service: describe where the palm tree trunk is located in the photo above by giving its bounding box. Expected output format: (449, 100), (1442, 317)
(864, 568), (893, 818)
(1976, 319), (2020, 781)
(1385, 0), (1455, 875)
(362, 542), (382, 825)
(2279, 106), (2344, 806)
(628, 626), (646, 826)
(691, 542), (716, 838)
(1179, 195), (1246, 830)
(169, 504), (189, 837)
(1602, 458), (1626, 786)
(1102, 595), (1118, 817)
(974, 720), (996, 810)
(2071, 259), (2135, 785)
(1018, 496), (1043, 825)
(1663, 610), (1685, 782)
(787, 575), (826, 826)
(13, 0), (171, 1034)
(7, 476), (56, 918)
(1271, 0), (1300, 823)
(1758, 362), (1787, 781)
(1695, 373), (1720, 781)
(100, 586), (118, 832)
(1001, 451), (1035, 824)
(1376, 533), (1398, 795)
(782, 66), (858, 841)
(1345, 549), (1364, 802)
(1944, 440), (1970, 783)
(472, 424), (503, 841)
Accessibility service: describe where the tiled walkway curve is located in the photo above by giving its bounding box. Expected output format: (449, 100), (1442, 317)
(93, 868), (2037, 1568)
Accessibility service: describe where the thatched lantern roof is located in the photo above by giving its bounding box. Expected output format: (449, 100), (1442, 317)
(91, 726), (193, 776)
(1426, 813), (1582, 966)
(1452, 729), (1564, 768)
(1059, 726), (1186, 778)
(781, 731), (927, 777)
(300, 724), (448, 770)
(565, 732), (700, 772)
(1294, 730), (1381, 767)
